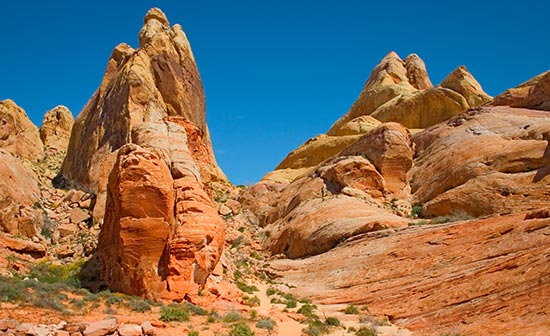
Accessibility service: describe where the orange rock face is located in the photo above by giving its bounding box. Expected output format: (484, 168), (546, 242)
(0, 100), (43, 162)
(99, 119), (224, 300)
(0, 151), (42, 238)
(491, 70), (550, 111)
(411, 106), (550, 217)
(270, 212), (550, 336)
(98, 144), (173, 298)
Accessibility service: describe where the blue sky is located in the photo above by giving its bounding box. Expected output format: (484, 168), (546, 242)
(1, 1), (549, 184)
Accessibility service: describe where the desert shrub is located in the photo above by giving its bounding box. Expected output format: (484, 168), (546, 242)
(228, 322), (254, 336)
(325, 317), (341, 326)
(256, 317), (275, 330)
(28, 260), (84, 288)
(128, 299), (151, 312)
(0, 277), (23, 302)
(243, 295), (260, 307)
(411, 205), (423, 218)
(160, 304), (190, 322)
(185, 303), (207, 316)
(297, 303), (318, 318)
(188, 331), (199, 336)
(266, 287), (278, 296)
(356, 326), (378, 336)
(223, 310), (243, 323)
(285, 298), (297, 308)
(236, 281), (258, 294)
(303, 318), (329, 336)
(343, 304), (360, 314)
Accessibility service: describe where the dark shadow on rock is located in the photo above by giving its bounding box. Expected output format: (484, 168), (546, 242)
(78, 253), (107, 293)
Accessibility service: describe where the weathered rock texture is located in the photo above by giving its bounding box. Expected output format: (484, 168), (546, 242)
(491, 70), (550, 111)
(244, 123), (413, 258)
(60, 7), (225, 193)
(0, 100), (43, 162)
(0, 151), (42, 237)
(39, 105), (74, 153)
(270, 211), (550, 336)
(267, 52), (490, 182)
(411, 106), (550, 217)
(94, 8), (225, 299)
(99, 139), (224, 299)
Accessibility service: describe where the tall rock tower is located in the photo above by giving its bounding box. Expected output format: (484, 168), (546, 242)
(60, 8), (226, 300)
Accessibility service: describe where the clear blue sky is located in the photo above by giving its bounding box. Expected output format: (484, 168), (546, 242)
(1, 1), (549, 184)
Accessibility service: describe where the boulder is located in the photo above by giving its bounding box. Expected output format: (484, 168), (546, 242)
(83, 319), (117, 336)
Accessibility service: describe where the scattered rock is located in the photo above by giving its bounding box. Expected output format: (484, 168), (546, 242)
(83, 319), (117, 336)
(69, 208), (90, 224)
(117, 323), (142, 336)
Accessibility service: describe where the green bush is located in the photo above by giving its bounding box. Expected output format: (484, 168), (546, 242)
(236, 281), (258, 294)
(325, 317), (341, 326)
(188, 331), (199, 336)
(28, 260), (84, 288)
(356, 326), (377, 336)
(297, 304), (318, 318)
(343, 305), (360, 314)
(228, 322), (254, 336)
(0, 278), (22, 302)
(244, 295), (260, 307)
(256, 317), (275, 330)
(185, 303), (207, 316)
(223, 310), (243, 323)
(303, 318), (328, 336)
(160, 304), (190, 322)
(128, 299), (151, 312)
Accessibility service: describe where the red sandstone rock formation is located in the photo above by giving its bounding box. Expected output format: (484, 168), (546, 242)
(75, 8), (227, 300)
(98, 118), (224, 299)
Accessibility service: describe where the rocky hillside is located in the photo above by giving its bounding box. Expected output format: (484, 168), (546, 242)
(1, 7), (549, 336)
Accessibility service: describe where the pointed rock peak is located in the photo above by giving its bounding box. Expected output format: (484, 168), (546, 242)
(364, 51), (410, 90)
(144, 7), (169, 26)
(384, 51), (401, 60)
(441, 65), (491, 107)
(404, 54), (432, 90)
(139, 8), (170, 46)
